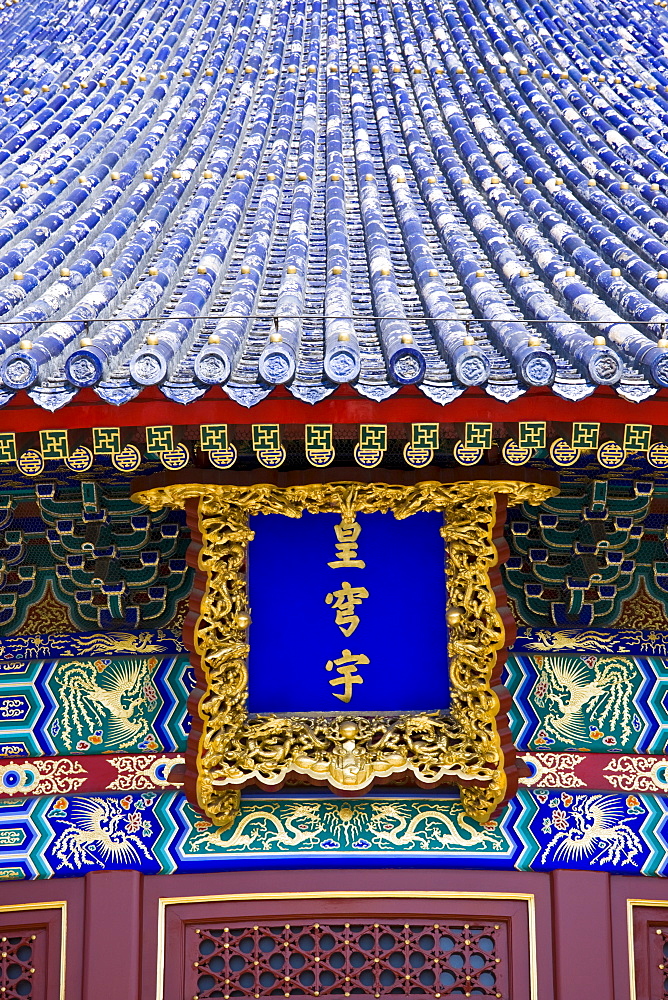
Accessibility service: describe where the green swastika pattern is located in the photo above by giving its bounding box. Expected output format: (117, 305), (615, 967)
(411, 423), (439, 449)
(518, 422), (546, 450)
(39, 430), (68, 460)
(465, 422), (493, 449)
(146, 426), (174, 454)
(200, 425), (228, 452)
(252, 424), (281, 451)
(571, 423), (600, 450)
(624, 424), (652, 453)
(359, 425), (387, 451)
(0, 434), (16, 463)
(306, 425), (333, 451)
(92, 428), (121, 455)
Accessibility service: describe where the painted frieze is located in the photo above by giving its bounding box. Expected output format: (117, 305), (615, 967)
(0, 628), (186, 660)
(0, 789), (667, 881)
(505, 652), (668, 753)
(0, 655), (193, 757)
(3, 749), (668, 798)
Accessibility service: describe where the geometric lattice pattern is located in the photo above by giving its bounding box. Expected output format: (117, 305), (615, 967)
(0, 930), (39, 999)
(191, 922), (507, 998)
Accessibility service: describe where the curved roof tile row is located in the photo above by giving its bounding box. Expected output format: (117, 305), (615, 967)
(0, 0), (667, 407)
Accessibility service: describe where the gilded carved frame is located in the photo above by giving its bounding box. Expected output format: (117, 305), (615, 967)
(134, 480), (557, 828)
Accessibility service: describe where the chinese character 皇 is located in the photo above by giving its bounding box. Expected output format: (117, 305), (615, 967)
(328, 518), (365, 569)
(325, 649), (368, 703)
(325, 581), (369, 637)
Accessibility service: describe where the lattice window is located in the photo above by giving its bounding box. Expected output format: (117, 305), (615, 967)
(190, 921), (508, 999)
(0, 929), (39, 999)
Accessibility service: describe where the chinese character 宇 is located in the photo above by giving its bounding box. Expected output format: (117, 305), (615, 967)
(327, 518), (365, 569)
(325, 581), (369, 636)
(325, 649), (368, 703)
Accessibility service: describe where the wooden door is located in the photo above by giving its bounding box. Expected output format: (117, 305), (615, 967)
(0, 877), (84, 1000)
(142, 870), (554, 1000)
(612, 875), (668, 1000)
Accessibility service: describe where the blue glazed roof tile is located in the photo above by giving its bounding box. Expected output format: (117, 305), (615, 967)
(0, 0), (667, 406)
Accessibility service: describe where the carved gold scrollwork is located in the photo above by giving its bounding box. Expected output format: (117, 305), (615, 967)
(134, 480), (557, 829)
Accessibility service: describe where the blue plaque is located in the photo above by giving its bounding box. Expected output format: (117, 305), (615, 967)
(136, 478), (554, 827)
(248, 511), (448, 714)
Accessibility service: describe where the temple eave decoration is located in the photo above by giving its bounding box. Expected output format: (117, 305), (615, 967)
(6, 1), (668, 994)
(1, 0), (668, 412)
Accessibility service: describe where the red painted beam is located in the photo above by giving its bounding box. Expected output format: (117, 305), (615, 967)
(1, 384), (668, 431)
(0, 752), (184, 798)
(0, 750), (665, 798)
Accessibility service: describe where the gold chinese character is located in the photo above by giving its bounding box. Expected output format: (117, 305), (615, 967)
(328, 518), (365, 568)
(325, 581), (369, 636)
(325, 649), (368, 703)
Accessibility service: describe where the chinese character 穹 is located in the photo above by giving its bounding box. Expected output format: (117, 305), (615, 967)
(325, 649), (368, 703)
(325, 582), (369, 636)
(328, 518), (365, 568)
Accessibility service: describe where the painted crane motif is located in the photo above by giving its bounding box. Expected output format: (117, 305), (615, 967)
(56, 658), (158, 749)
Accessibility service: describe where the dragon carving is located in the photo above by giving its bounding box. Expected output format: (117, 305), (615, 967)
(367, 802), (503, 850)
(188, 803), (326, 852)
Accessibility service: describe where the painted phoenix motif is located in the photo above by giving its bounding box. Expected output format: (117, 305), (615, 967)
(56, 657), (159, 750)
(532, 656), (637, 745)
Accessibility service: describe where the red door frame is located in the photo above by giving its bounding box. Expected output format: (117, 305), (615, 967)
(611, 874), (668, 1000)
(140, 869), (555, 1000)
(0, 875), (84, 1000)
